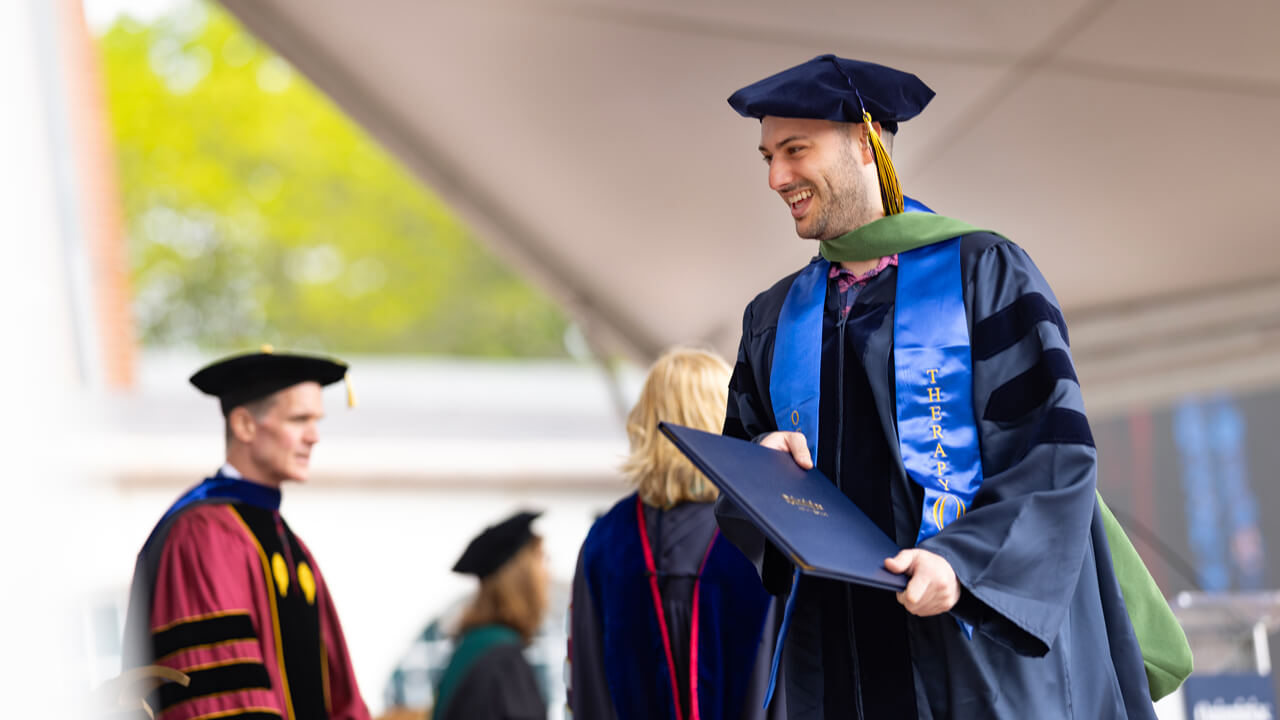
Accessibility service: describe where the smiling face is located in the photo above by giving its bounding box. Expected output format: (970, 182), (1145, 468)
(228, 381), (325, 486)
(758, 116), (883, 240)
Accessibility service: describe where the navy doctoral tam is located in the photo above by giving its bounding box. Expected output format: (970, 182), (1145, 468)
(728, 54), (934, 134)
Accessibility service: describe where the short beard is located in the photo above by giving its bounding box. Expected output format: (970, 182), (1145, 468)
(805, 137), (881, 240)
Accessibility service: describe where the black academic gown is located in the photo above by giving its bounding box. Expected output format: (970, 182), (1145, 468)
(435, 629), (545, 720)
(716, 234), (1156, 719)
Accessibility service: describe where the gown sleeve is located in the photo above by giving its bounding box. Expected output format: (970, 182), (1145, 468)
(146, 506), (284, 719)
(742, 597), (789, 720)
(567, 546), (619, 720)
(723, 299), (775, 444)
(920, 239), (1099, 656)
(716, 298), (799, 597)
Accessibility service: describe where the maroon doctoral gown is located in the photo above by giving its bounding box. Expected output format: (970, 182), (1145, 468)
(123, 472), (370, 720)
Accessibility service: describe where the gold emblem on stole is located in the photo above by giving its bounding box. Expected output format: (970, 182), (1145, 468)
(932, 494), (966, 531)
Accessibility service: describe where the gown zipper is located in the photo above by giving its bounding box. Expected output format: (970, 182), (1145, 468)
(836, 306), (867, 720)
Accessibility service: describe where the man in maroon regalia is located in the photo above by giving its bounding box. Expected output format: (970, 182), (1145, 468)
(122, 349), (370, 720)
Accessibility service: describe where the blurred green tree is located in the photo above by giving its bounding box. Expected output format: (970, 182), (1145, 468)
(99, 2), (570, 356)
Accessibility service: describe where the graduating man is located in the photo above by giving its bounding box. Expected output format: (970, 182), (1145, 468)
(122, 349), (370, 720)
(714, 55), (1158, 719)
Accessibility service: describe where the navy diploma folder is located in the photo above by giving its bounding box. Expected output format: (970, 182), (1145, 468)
(659, 422), (907, 592)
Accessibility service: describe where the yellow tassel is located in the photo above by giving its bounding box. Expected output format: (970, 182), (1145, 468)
(864, 111), (903, 215)
(344, 372), (357, 408)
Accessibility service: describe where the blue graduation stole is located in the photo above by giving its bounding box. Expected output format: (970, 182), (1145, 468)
(762, 200), (983, 705)
(893, 240), (984, 545)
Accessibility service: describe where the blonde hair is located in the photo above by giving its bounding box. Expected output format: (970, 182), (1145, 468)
(457, 537), (548, 644)
(622, 348), (731, 509)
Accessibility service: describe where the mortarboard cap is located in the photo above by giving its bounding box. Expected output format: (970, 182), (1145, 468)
(190, 346), (350, 416)
(727, 54), (934, 134)
(453, 511), (542, 579)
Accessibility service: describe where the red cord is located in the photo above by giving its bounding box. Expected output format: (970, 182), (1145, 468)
(688, 527), (719, 720)
(635, 495), (719, 720)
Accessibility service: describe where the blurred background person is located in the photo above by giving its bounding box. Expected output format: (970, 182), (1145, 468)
(121, 349), (370, 720)
(433, 511), (550, 720)
(568, 348), (780, 720)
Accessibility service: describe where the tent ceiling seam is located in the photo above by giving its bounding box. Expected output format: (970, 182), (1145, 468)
(913, 0), (1119, 175)
(533, 2), (1016, 66)
(529, 2), (1278, 99)
(1049, 57), (1280, 98)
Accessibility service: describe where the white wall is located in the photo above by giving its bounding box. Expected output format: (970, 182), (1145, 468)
(0, 1), (95, 716)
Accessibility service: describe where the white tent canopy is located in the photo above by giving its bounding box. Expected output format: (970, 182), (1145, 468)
(221, 0), (1280, 417)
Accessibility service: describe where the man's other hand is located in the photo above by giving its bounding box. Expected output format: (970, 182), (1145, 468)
(885, 548), (960, 617)
(759, 431), (813, 469)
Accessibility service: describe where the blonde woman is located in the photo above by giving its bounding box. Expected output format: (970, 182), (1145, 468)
(568, 349), (779, 720)
(433, 511), (548, 720)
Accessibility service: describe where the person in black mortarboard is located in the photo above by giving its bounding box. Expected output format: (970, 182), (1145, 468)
(118, 347), (371, 720)
(715, 55), (1181, 719)
(432, 511), (549, 720)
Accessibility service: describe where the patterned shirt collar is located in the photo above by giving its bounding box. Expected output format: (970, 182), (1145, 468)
(829, 254), (899, 295)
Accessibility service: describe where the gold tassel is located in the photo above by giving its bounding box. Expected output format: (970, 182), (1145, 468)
(344, 372), (357, 408)
(864, 110), (903, 215)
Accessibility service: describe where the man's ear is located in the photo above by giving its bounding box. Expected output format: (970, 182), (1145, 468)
(228, 407), (257, 443)
(852, 122), (877, 165)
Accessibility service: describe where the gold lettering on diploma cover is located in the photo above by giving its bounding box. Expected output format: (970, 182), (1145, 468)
(781, 493), (829, 517)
